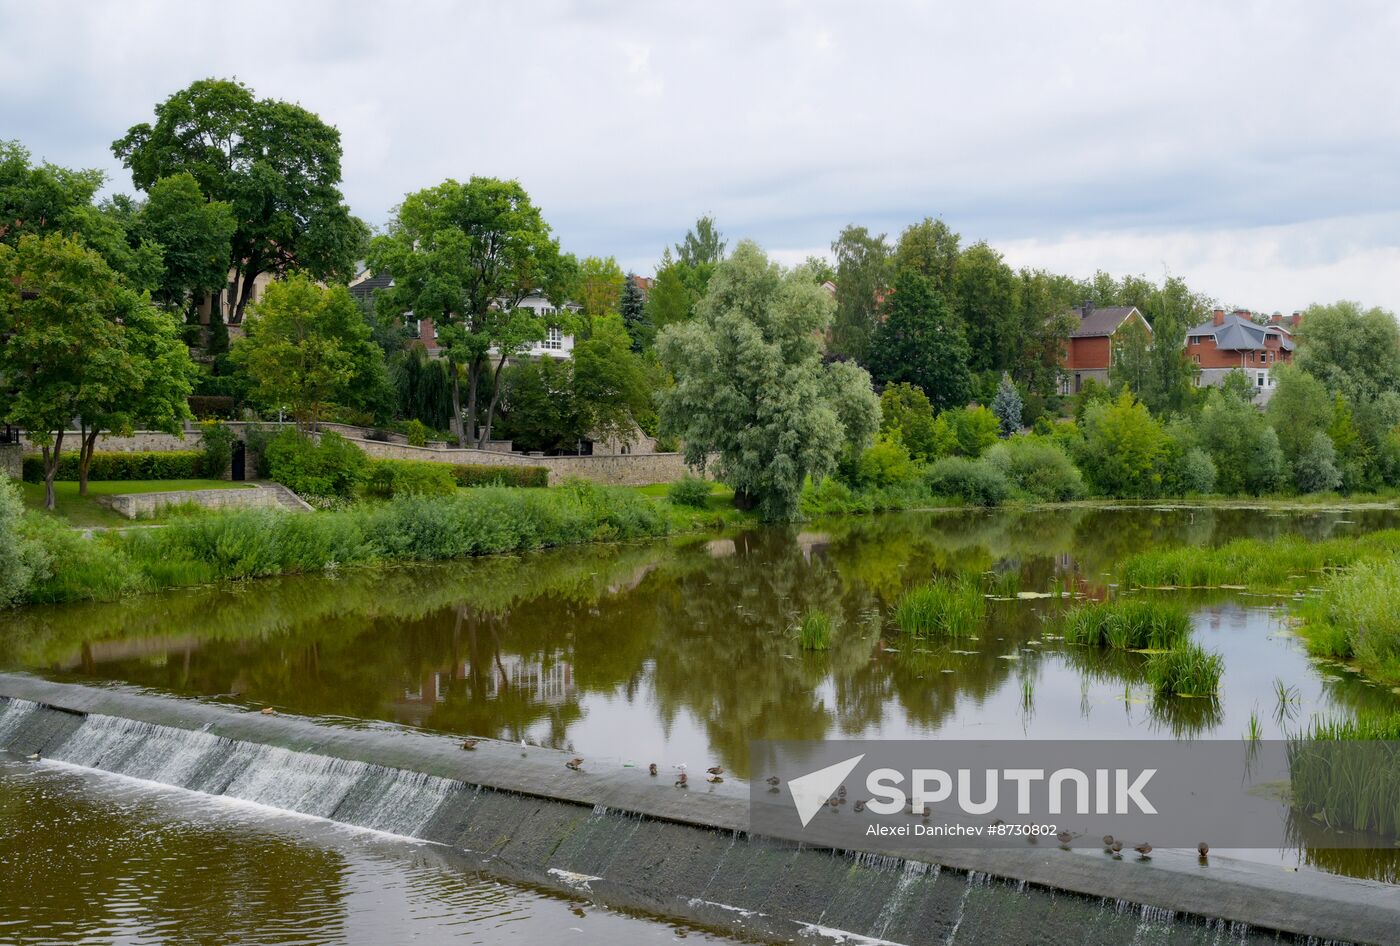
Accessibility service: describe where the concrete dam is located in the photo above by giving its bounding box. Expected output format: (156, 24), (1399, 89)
(1, 673), (1395, 946)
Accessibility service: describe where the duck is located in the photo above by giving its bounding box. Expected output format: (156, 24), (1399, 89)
(565, 757), (584, 771)
(706, 765), (724, 777)
(1110, 840), (1123, 856)
(648, 763), (658, 777)
(259, 707), (276, 715)
(707, 773), (724, 783)
(765, 775), (781, 787)
(1134, 842), (1153, 858)
(853, 799), (866, 813)
(25, 752), (39, 761)
(675, 772), (689, 788)
(837, 784), (847, 798)
(1102, 835), (1115, 848)
(461, 738), (479, 751)
(1056, 831), (1073, 847)
(1197, 842), (1209, 857)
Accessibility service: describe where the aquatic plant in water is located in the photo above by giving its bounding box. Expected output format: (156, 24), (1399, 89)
(1144, 642), (1223, 698)
(1061, 598), (1191, 651)
(893, 578), (986, 640)
(795, 610), (835, 651)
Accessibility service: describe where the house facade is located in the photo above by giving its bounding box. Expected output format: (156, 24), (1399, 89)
(1059, 304), (1152, 394)
(1185, 308), (1296, 396)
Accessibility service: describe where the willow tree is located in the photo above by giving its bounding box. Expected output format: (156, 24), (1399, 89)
(368, 177), (569, 447)
(657, 241), (879, 520)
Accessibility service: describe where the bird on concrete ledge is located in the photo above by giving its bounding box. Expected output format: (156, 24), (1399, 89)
(565, 757), (584, 771)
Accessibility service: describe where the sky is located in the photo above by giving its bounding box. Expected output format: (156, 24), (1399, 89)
(2, 0), (1399, 313)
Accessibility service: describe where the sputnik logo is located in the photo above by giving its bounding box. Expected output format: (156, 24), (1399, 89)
(787, 754), (865, 827)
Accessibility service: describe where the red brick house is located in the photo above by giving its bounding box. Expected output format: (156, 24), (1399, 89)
(1059, 303), (1152, 393)
(1185, 308), (1296, 396)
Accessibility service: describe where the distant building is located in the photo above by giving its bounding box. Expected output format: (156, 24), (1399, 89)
(1185, 308), (1296, 396)
(1058, 303), (1152, 394)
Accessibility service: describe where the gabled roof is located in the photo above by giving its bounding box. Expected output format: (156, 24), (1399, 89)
(1068, 305), (1148, 338)
(1185, 313), (1295, 352)
(348, 270), (393, 299)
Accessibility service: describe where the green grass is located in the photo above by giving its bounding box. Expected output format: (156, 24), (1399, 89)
(795, 610), (835, 651)
(1062, 598), (1192, 650)
(893, 578), (986, 640)
(21, 479), (251, 528)
(1144, 642), (1223, 698)
(1293, 560), (1400, 686)
(1116, 531), (1400, 592)
(1288, 713), (1400, 837)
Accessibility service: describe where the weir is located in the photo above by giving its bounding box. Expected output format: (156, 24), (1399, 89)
(1, 674), (1396, 946)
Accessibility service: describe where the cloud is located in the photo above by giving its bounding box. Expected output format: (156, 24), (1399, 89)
(1, 0), (1397, 307)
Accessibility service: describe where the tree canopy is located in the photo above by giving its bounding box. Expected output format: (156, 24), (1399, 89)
(868, 270), (972, 411)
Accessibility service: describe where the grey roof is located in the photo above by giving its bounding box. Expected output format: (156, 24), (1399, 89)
(1185, 313), (1295, 352)
(348, 271), (394, 299)
(1068, 306), (1147, 338)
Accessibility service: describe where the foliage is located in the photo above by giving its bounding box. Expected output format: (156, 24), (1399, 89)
(991, 373), (1023, 437)
(498, 356), (584, 453)
(230, 275), (388, 429)
(892, 217), (959, 295)
(188, 395), (235, 419)
(449, 465), (549, 488)
(1193, 387), (1286, 495)
(1289, 714), (1400, 838)
(893, 577), (984, 639)
(667, 474), (713, 509)
(22, 451), (203, 482)
(657, 241), (879, 520)
(829, 224), (891, 364)
(983, 436), (1085, 501)
(674, 215), (727, 267)
(136, 171), (236, 310)
(1295, 301), (1400, 404)
(198, 422), (236, 479)
(1145, 642), (1223, 698)
(572, 312), (651, 446)
(1076, 389), (1169, 498)
(113, 78), (367, 324)
(1174, 446), (1218, 495)
(404, 419), (429, 447)
(1116, 530), (1400, 591)
(368, 176), (568, 446)
(1294, 560), (1400, 685)
(1062, 598), (1191, 650)
(950, 404), (999, 457)
(856, 432), (920, 487)
(575, 255), (625, 322)
(868, 270), (972, 411)
(364, 459), (457, 499)
(795, 610), (834, 651)
(390, 348), (456, 434)
(1292, 431), (1342, 494)
(262, 430), (367, 500)
(954, 242), (1017, 373)
(619, 272), (651, 349)
(0, 477), (49, 607)
(923, 456), (1009, 506)
(1267, 364), (1334, 460)
(879, 382), (947, 461)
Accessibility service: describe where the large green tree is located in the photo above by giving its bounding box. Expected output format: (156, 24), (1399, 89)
(1295, 301), (1400, 403)
(368, 177), (568, 446)
(893, 217), (960, 296)
(674, 215), (726, 267)
(619, 272), (650, 350)
(868, 270), (972, 411)
(829, 224), (891, 364)
(953, 241), (1016, 373)
(575, 255), (625, 325)
(229, 276), (387, 430)
(113, 78), (367, 323)
(657, 241), (879, 520)
(137, 171), (236, 313)
(572, 313), (651, 447)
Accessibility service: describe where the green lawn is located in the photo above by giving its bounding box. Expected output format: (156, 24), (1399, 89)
(21, 479), (251, 528)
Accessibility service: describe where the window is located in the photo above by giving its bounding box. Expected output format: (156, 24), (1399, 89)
(1192, 354), (1200, 364)
(542, 326), (564, 351)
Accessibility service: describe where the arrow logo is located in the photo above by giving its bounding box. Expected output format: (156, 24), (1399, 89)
(787, 754), (865, 828)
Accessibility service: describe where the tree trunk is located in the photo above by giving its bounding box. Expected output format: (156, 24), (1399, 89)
(42, 430), (64, 511)
(477, 353), (512, 449)
(77, 425), (100, 497)
(450, 367), (466, 448)
(465, 356), (483, 447)
(231, 261), (261, 325)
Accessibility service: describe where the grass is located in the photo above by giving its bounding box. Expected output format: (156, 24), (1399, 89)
(795, 610), (835, 651)
(1116, 531), (1400, 592)
(1292, 560), (1400, 686)
(1288, 713), (1400, 837)
(20, 479), (251, 528)
(892, 578), (986, 640)
(1144, 642), (1223, 698)
(1062, 598), (1191, 650)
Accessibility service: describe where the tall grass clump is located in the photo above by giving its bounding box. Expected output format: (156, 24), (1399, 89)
(1288, 713), (1400, 838)
(1117, 531), (1400, 591)
(893, 578), (986, 639)
(1293, 560), (1400, 684)
(1144, 642), (1223, 698)
(1062, 598), (1191, 650)
(795, 610), (835, 651)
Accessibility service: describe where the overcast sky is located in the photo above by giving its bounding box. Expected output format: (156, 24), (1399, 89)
(3, 0), (1398, 312)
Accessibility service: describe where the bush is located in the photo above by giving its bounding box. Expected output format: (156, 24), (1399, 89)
(950, 405), (999, 457)
(1077, 389), (1170, 498)
(263, 430), (368, 500)
(0, 477), (49, 607)
(893, 578), (985, 639)
(983, 437), (1084, 502)
(404, 419), (430, 447)
(1293, 431), (1342, 494)
(924, 456), (1009, 506)
(22, 451), (203, 483)
(198, 422), (236, 479)
(1174, 447), (1217, 495)
(449, 465), (549, 489)
(187, 395), (236, 419)
(856, 432), (920, 487)
(667, 474), (713, 508)
(365, 460), (457, 499)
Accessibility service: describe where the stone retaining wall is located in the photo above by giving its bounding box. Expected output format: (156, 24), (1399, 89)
(99, 486), (276, 519)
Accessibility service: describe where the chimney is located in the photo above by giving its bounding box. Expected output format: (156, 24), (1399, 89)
(1269, 312), (1281, 325)
(1212, 307), (1225, 326)
(1291, 311), (1303, 328)
(1081, 299), (1094, 320)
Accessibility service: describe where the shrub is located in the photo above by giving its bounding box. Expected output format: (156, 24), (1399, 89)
(404, 419), (429, 447)
(668, 474), (713, 508)
(1293, 431), (1342, 494)
(1296, 560), (1400, 684)
(1062, 598), (1191, 650)
(1175, 447), (1217, 495)
(365, 460), (457, 498)
(198, 422), (236, 479)
(795, 610), (835, 651)
(950, 405), (999, 457)
(187, 395), (236, 419)
(983, 437), (1085, 502)
(449, 464), (549, 488)
(1145, 642), (1223, 697)
(22, 451), (203, 483)
(1077, 389), (1170, 498)
(856, 432), (920, 487)
(924, 456), (1009, 506)
(0, 477), (50, 607)
(263, 430), (368, 500)
(893, 578), (985, 639)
